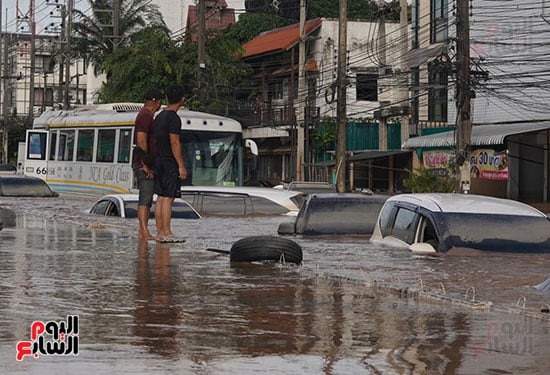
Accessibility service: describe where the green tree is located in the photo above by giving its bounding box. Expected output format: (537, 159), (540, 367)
(403, 167), (455, 193)
(73, 0), (168, 75)
(98, 28), (177, 102)
(99, 27), (252, 115)
(309, 0), (400, 21)
(226, 12), (294, 44)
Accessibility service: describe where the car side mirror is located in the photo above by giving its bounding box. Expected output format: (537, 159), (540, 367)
(409, 242), (437, 255)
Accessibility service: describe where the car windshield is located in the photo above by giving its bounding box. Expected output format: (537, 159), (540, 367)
(0, 177), (55, 197)
(123, 200), (200, 219)
(434, 212), (550, 252)
(297, 197), (384, 234)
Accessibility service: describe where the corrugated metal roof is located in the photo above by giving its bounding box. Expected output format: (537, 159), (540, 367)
(402, 122), (550, 149)
(242, 18), (322, 59)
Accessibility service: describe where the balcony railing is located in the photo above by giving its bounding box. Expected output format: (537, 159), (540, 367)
(229, 102), (320, 129)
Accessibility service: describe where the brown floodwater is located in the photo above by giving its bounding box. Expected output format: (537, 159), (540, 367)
(0, 195), (549, 374)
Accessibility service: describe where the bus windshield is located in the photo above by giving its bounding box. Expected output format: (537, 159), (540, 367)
(181, 130), (242, 186)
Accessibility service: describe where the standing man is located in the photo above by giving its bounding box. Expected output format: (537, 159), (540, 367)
(133, 88), (163, 241)
(154, 84), (187, 243)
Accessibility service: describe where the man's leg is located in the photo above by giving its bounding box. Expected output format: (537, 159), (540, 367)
(137, 205), (154, 240)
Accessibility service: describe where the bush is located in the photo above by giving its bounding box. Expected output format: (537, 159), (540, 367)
(403, 167), (455, 193)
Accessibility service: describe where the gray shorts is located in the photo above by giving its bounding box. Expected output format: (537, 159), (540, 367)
(133, 164), (155, 207)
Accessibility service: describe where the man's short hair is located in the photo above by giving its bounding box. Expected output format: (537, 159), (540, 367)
(144, 88), (163, 102)
(165, 84), (185, 104)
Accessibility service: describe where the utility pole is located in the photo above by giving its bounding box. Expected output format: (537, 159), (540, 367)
(296, 0), (306, 181)
(377, 0), (387, 152)
(456, 0), (472, 193)
(399, 0), (409, 144)
(0, 0), (5, 163)
(113, 0), (119, 52)
(29, 0), (36, 118)
(336, 0), (347, 192)
(63, 0), (73, 109)
(197, 0), (206, 103)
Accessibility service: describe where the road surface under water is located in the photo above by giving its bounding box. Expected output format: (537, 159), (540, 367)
(0, 195), (549, 374)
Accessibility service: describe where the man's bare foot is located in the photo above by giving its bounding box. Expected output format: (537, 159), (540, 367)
(139, 233), (156, 241)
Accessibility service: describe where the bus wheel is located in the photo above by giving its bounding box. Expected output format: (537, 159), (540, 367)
(230, 235), (302, 264)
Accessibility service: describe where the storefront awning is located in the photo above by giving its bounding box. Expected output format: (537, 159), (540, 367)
(403, 122), (550, 149)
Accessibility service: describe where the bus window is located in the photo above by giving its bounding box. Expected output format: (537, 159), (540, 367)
(59, 130), (75, 161)
(49, 132), (58, 161)
(118, 129), (132, 163)
(77, 129), (94, 162)
(28, 132), (47, 160)
(96, 129), (115, 162)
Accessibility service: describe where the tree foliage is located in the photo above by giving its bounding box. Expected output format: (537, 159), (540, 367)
(226, 12), (294, 44)
(309, 0), (401, 21)
(403, 167), (456, 193)
(98, 28), (252, 115)
(73, 0), (168, 75)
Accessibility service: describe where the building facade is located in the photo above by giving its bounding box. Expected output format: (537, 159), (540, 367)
(237, 17), (411, 190)
(406, 0), (550, 202)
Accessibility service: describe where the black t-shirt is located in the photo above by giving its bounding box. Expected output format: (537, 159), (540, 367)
(154, 110), (181, 159)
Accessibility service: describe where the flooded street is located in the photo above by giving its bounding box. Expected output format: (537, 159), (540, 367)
(1, 195), (549, 374)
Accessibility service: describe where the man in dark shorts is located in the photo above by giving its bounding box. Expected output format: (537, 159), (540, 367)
(154, 84), (188, 243)
(133, 88), (163, 240)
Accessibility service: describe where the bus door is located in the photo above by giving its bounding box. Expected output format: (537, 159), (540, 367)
(24, 129), (50, 181)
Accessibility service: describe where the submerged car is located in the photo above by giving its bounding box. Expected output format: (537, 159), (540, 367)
(89, 194), (201, 219)
(370, 193), (550, 254)
(0, 174), (58, 197)
(179, 186), (305, 216)
(278, 193), (388, 235)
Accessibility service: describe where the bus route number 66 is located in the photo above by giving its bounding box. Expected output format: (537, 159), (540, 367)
(35, 167), (48, 175)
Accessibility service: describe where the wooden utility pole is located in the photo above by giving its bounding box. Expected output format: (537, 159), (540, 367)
(336, 0), (347, 192)
(296, 0), (306, 181)
(456, 0), (472, 193)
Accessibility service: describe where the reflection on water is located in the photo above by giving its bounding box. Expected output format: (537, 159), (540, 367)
(0, 196), (549, 374)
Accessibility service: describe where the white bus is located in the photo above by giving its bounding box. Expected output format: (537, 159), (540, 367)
(23, 103), (253, 195)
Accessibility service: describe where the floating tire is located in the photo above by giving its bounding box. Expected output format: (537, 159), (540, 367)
(230, 235), (303, 264)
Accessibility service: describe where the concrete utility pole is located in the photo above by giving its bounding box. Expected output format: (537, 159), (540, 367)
(296, 0), (306, 181)
(113, 0), (119, 52)
(64, 0), (73, 109)
(0, 0), (6, 163)
(456, 0), (472, 193)
(377, 0), (387, 151)
(29, 0), (36, 118)
(197, 0), (206, 103)
(399, 0), (409, 144)
(336, 0), (347, 192)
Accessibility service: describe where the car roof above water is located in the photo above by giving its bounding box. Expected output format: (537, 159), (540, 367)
(387, 193), (546, 217)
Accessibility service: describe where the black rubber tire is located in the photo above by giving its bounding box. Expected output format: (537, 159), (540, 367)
(230, 235), (303, 264)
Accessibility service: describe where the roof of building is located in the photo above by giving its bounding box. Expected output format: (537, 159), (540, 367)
(242, 18), (323, 59)
(402, 122), (550, 149)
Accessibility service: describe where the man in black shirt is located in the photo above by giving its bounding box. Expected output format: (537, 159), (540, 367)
(153, 84), (187, 243)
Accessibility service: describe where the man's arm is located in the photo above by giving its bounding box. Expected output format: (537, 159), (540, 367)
(169, 133), (187, 180)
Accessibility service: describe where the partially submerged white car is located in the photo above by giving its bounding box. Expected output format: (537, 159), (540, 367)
(89, 194), (201, 219)
(179, 186), (305, 216)
(370, 193), (550, 254)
